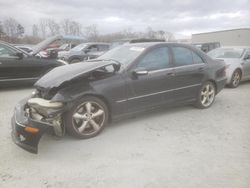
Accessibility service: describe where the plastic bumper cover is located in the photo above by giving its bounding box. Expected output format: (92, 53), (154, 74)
(11, 98), (54, 154)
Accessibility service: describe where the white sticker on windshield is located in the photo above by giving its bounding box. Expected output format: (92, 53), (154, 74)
(130, 47), (145, 52)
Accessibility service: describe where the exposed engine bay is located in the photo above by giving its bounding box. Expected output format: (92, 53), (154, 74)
(25, 98), (65, 137)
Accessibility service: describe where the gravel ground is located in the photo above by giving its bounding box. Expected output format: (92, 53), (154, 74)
(0, 82), (250, 188)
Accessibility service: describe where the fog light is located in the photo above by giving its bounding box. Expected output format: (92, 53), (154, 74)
(24, 127), (40, 134)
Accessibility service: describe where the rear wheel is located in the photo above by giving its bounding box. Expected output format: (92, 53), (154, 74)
(195, 81), (216, 109)
(64, 96), (109, 139)
(229, 69), (241, 88)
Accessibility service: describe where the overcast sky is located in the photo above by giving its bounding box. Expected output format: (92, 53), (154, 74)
(0, 0), (249, 37)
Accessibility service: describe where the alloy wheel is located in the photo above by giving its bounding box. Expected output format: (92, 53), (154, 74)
(200, 83), (215, 107)
(72, 101), (105, 136)
(232, 71), (241, 87)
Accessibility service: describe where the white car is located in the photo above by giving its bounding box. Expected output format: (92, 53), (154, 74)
(207, 47), (250, 88)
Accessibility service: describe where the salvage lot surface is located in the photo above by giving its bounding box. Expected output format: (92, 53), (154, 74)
(0, 83), (250, 188)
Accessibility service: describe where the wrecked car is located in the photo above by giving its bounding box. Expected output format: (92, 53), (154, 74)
(12, 42), (227, 153)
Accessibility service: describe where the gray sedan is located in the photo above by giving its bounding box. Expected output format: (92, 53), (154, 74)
(207, 46), (250, 88)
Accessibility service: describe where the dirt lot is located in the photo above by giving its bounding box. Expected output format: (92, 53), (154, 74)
(0, 82), (250, 188)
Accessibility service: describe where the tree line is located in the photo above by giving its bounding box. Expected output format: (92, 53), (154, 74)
(0, 17), (175, 44)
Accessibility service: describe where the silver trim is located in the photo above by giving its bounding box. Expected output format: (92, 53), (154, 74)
(149, 68), (174, 74)
(14, 112), (26, 127)
(116, 83), (201, 103)
(148, 64), (204, 74)
(0, 77), (39, 82)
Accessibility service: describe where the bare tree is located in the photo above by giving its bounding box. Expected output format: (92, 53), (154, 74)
(0, 21), (4, 38)
(145, 26), (156, 38)
(164, 31), (175, 41)
(3, 18), (24, 38)
(61, 19), (82, 36)
(83, 25), (99, 41)
(61, 19), (71, 35)
(47, 19), (60, 36)
(69, 21), (82, 36)
(39, 18), (48, 38)
(32, 24), (39, 37)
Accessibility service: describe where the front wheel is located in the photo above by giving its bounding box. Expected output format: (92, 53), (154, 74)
(228, 69), (241, 88)
(64, 96), (109, 139)
(195, 81), (216, 109)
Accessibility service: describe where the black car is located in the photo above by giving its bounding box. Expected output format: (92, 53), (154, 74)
(0, 41), (66, 86)
(58, 43), (110, 63)
(11, 42), (227, 153)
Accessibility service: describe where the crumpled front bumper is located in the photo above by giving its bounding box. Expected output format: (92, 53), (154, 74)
(11, 97), (54, 154)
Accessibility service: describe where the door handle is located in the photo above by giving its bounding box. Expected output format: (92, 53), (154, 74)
(0, 62), (2, 65)
(198, 67), (204, 72)
(166, 72), (175, 76)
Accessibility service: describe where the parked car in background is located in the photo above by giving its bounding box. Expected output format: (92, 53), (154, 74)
(207, 46), (250, 88)
(37, 35), (85, 59)
(193, 42), (220, 53)
(12, 42), (227, 153)
(0, 41), (66, 86)
(58, 42), (110, 63)
(112, 38), (165, 48)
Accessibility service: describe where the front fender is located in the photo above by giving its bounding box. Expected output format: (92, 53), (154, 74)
(50, 82), (97, 103)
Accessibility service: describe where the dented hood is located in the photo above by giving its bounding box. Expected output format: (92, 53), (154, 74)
(35, 60), (118, 89)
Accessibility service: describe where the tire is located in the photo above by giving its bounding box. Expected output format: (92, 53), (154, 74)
(228, 69), (241, 88)
(64, 96), (109, 139)
(195, 81), (216, 109)
(70, 58), (81, 64)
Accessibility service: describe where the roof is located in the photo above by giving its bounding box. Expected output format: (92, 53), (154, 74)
(85, 42), (110, 45)
(192, 28), (250, 36)
(221, 46), (250, 49)
(123, 42), (196, 49)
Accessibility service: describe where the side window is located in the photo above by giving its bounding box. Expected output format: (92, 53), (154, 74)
(192, 52), (204, 64)
(87, 45), (98, 52)
(172, 47), (193, 66)
(0, 44), (17, 58)
(137, 47), (170, 71)
(98, 45), (109, 51)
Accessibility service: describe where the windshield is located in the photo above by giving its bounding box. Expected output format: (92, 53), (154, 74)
(59, 43), (69, 50)
(70, 43), (87, 51)
(207, 48), (244, 59)
(98, 45), (145, 65)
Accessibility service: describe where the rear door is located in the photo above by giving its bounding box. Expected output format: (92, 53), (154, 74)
(171, 46), (206, 102)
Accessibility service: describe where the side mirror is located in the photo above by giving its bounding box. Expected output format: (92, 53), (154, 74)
(244, 54), (250, 60)
(132, 68), (148, 78)
(15, 52), (23, 59)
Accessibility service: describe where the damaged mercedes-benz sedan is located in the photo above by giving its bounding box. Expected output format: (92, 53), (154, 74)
(12, 42), (227, 153)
